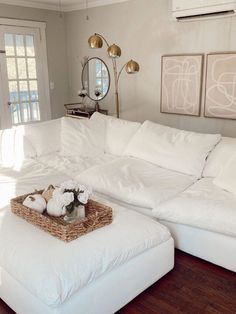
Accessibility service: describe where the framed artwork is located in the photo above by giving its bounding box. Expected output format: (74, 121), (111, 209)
(160, 54), (204, 116)
(204, 52), (236, 120)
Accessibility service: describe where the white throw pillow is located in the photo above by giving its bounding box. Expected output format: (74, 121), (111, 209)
(91, 112), (141, 156)
(0, 127), (36, 167)
(60, 117), (105, 157)
(124, 120), (221, 177)
(23, 119), (61, 157)
(203, 137), (236, 177)
(213, 154), (236, 195)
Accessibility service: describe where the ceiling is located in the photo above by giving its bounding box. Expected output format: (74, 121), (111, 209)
(0, 0), (128, 11)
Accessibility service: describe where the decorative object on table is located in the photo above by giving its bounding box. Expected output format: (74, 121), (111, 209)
(204, 52), (236, 120)
(94, 88), (102, 111)
(82, 57), (110, 113)
(22, 194), (46, 214)
(94, 88), (102, 98)
(160, 54), (204, 116)
(47, 189), (74, 218)
(88, 33), (140, 118)
(11, 191), (113, 242)
(78, 89), (88, 109)
(42, 185), (55, 202)
(64, 102), (108, 119)
(49, 180), (92, 223)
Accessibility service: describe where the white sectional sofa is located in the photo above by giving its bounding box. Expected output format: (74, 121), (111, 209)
(0, 113), (236, 276)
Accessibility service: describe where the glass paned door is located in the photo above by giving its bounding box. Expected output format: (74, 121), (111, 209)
(0, 25), (50, 128)
(4, 29), (40, 124)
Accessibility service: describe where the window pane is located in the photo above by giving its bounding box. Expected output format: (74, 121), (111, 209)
(102, 63), (106, 71)
(103, 79), (109, 93)
(27, 58), (37, 79)
(31, 102), (40, 121)
(11, 104), (20, 124)
(96, 69), (101, 76)
(96, 79), (102, 87)
(4, 34), (15, 56)
(21, 103), (30, 122)
(17, 58), (27, 79)
(15, 34), (25, 56)
(9, 81), (19, 102)
(19, 81), (29, 102)
(6, 58), (17, 79)
(29, 80), (38, 100)
(26, 35), (35, 57)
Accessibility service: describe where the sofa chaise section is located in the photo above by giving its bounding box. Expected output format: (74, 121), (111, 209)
(0, 197), (174, 314)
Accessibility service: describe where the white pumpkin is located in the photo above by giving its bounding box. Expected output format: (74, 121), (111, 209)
(46, 190), (74, 217)
(23, 194), (46, 213)
(47, 198), (67, 217)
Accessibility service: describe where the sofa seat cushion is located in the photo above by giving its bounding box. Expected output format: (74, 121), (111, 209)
(76, 157), (196, 209)
(153, 178), (236, 237)
(0, 197), (171, 307)
(124, 120), (221, 178)
(37, 153), (117, 178)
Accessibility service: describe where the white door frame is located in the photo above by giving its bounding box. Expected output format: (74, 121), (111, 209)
(0, 18), (51, 129)
(0, 47), (11, 129)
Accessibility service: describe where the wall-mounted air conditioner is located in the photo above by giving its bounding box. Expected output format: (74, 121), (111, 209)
(172, 0), (236, 21)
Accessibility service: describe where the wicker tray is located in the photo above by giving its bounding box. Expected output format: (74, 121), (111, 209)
(11, 191), (113, 242)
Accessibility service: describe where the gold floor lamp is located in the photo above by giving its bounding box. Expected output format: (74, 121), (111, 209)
(88, 33), (140, 118)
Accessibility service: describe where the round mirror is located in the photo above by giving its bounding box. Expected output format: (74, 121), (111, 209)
(82, 57), (110, 101)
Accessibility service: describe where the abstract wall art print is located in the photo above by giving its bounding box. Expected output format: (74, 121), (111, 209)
(204, 52), (236, 120)
(161, 54), (203, 116)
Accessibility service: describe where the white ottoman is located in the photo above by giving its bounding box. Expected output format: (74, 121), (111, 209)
(0, 198), (174, 314)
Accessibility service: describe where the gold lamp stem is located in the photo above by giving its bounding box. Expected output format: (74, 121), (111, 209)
(117, 62), (128, 82)
(114, 62), (130, 118)
(112, 58), (120, 118)
(94, 33), (110, 48)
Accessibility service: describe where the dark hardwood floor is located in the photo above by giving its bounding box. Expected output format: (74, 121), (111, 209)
(1, 250), (235, 314)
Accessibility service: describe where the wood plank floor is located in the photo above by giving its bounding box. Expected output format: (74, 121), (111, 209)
(1, 250), (236, 314)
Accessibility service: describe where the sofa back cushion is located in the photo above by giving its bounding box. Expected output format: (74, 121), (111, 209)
(124, 120), (221, 177)
(60, 117), (105, 157)
(203, 137), (236, 177)
(23, 119), (61, 157)
(91, 112), (141, 156)
(213, 153), (236, 195)
(0, 127), (36, 167)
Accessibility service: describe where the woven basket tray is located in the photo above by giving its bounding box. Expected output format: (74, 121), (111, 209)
(11, 191), (113, 242)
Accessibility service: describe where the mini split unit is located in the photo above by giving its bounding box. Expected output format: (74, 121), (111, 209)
(172, 0), (236, 21)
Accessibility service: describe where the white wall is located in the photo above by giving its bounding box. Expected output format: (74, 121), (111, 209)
(0, 3), (68, 119)
(65, 0), (236, 137)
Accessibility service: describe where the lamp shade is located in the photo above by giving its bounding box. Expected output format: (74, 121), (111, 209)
(88, 34), (103, 48)
(126, 60), (140, 74)
(107, 44), (121, 58)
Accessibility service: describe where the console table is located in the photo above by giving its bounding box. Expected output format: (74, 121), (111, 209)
(64, 103), (108, 119)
